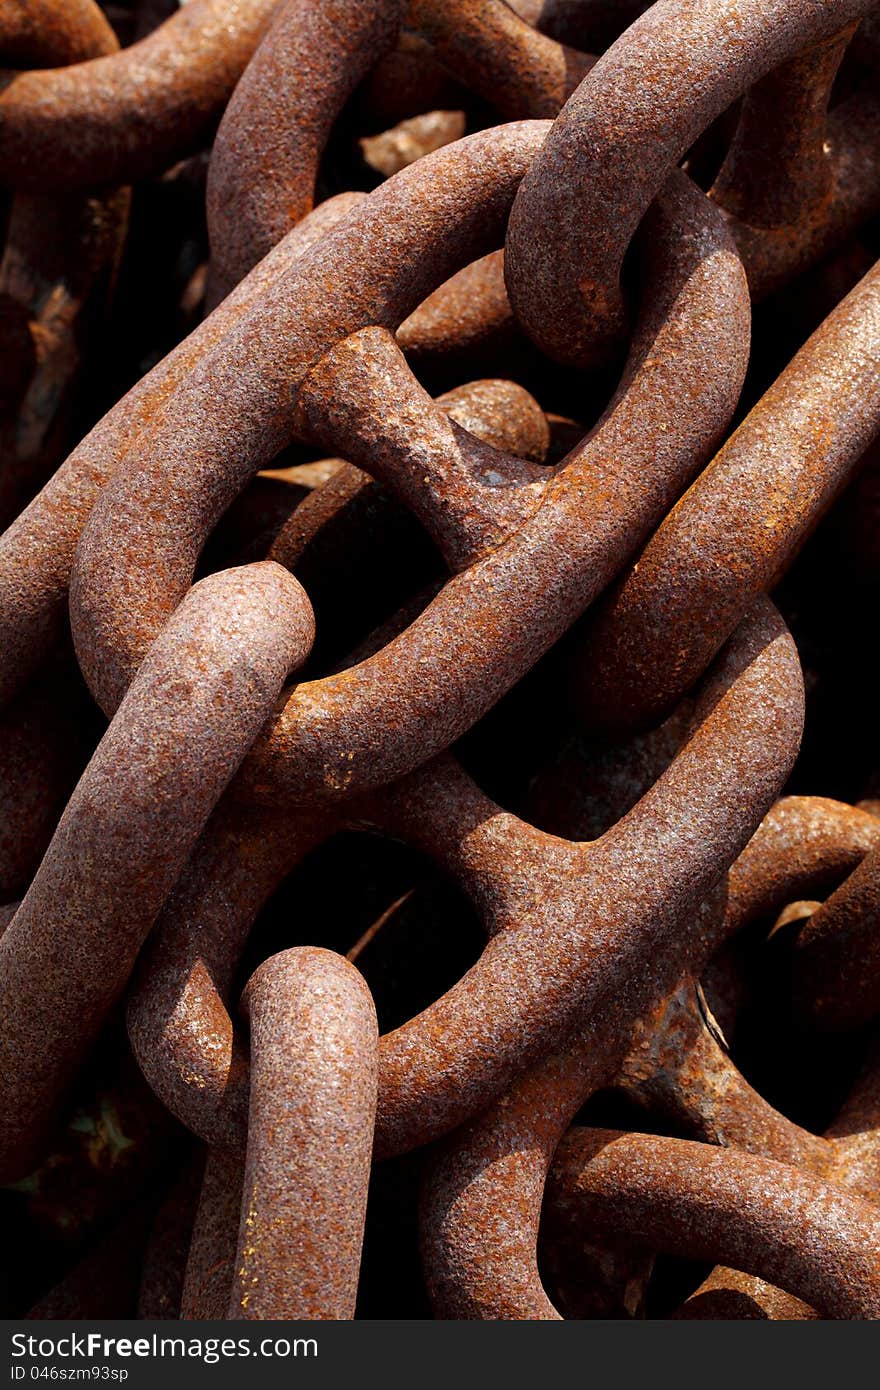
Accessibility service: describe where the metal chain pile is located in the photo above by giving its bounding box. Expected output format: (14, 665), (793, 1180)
(1, 0), (880, 1321)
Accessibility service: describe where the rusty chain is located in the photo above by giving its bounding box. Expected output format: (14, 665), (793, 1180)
(1, 0), (880, 1321)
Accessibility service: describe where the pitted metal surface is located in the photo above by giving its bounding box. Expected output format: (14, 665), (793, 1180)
(2, 0), (880, 1322)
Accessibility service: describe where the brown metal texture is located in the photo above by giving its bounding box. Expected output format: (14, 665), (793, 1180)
(0, 0), (115, 67)
(67, 123), (556, 718)
(406, 0), (594, 120)
(5, 0), (880, 1323)
(203, 0), (593, 332)
(420, 695), (835, 1320)
(227, 948), (377, 1320)
(359, 109), (467, 180)
(433, 790), (880, 1322)
(396, 251), (518, 385)
(125, 598), (802, 1163)
(573, 257), (880, 736)
(69, 141), (748, 807)
(369, 600), (802, 1157)
(126, 799), (337, 1152)
(144, 949), (377, 1321)
(126, 373), (543, 1160)
(205, 0), (406, 306)
(395, 8), (880, 384)
(0, 0), (281, 192)
(266, 375), (549, 562)
(0, 563), (314, 1181)
(505, 0), (880, 369)
(544, 1129), (880, 1319)
(0, 0), (128, 528)
(546, 795), (880, 1318)
(0, 192), (359, 714)
(618, 987), (880, 1314)
(261, 375), (549, 672)
(790, 840), (880, 1030)
(622, 979), (880, 1318)
(406, 33), (880, 384)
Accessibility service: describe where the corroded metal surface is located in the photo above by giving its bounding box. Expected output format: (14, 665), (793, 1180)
(0, 0), (280, 191)
(0, 564), (314, 1181)
(505, 0), (880, 366)
(205, 0), (405, 306)
(545, 1128), (880, 1319)
(2, 0), (880, 1323)
(791, 841), (880, 1030)
(228, 948), (377, 1320)
(575, 259), (880, 734)
(0, 0), (127, 528)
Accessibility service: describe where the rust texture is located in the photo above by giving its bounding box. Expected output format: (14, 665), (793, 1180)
(545, 1129), (880, 1319)
(505, 0), (880, 366)
(574, 258), (880, 734)
(2, 0), (880, 1323)
(0, 0), (128, 528)
(0, 563), (314, 1181)
(228, 948), (377, 1320)
(0, 0), (281, 191)
(205, 0), (405, 306)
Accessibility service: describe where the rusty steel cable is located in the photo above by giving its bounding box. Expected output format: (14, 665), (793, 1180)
(2, 0), (880, 1323)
